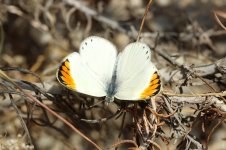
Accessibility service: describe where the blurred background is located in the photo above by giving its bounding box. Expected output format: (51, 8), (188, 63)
(0, 0), (226, 149)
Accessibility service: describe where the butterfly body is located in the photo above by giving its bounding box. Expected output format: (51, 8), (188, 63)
(57, 36), (161, 102)
(105, 69), (117, 102)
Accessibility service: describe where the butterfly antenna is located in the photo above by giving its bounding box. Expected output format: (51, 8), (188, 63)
(136, 0), (153, 42)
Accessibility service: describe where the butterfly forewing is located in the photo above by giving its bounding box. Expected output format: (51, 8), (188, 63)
(57, 36), (117, 97)
(139, 71), (161, 99)
(115, 42), (161, 100)
(80, 36), (117, 85)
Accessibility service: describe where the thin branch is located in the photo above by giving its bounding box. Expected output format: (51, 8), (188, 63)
(214, 10), (226, 31)
(8, 94), (33, 146)
(109, 140), (138, 149)
(136, 0), (153, 41)
(0, 70), (102, 150)
(164, 95), (226, 111)
(63, 0), (130, 35)
(80, 109), (122, 123)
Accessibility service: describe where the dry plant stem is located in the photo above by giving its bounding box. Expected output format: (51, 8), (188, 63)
(114, 112), (126, 150)
(0, 25), (4, 54)
(193, 72), (226, 102)
(144, 111), (153, 129)
(8, 94), (33, 146)
(63, 0), (167, 41)
(163, 96), (184, 129)
(118, 112), (126, 138)
(64, 0), (128, 34)
(65, 7), (77, 31)
(143, 112), (151, 134)
(214, 11), (226, 30)
(166, 63), (217, 81)
(62, 0), (226, 45)
(163, 96), (203, 149)
(30, 55), (45, 72)
(167, 95), (226, 111)
(155, 52), (225, 81)
(156, 43), (226, 101)
(186, 135), (202, 150)
(18, 78), (226, 110)
(0, 70), (102, 150)
(146, 139), (162, 150)
(6, 5), (49, 31)
(109, 140), (138, 149)
(80, 109), (121, 123)
(136, 0), (153, 42)
(164, 91), (226, 97)
(138, 107), (160, 149)
(145, 107), (175, 118)
(0, 67), (43, 85)
(27, 98), (102, 149)
(150, 98), (157, 124)
(206, 118), (225, 145)
(150, 98), (158, 143)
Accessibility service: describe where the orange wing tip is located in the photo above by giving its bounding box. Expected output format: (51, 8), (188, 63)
(151, 73), (158, 80)
(57, 59), (76, 90)
(140, 72), (161, 99)
(151, 78), (159, 85)
(64, 61), (70, 68)
(62, 66), (69, 73)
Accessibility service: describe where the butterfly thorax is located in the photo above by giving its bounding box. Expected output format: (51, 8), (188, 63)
(105, 65), (118, 103)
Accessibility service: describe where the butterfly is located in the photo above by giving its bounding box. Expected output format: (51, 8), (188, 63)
(56, 36), (161, 103)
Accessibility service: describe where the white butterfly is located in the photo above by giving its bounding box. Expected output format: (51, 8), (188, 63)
(56, 36), (161, 103)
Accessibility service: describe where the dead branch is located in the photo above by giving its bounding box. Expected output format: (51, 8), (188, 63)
(63, 0), (131, 35)
(0, 70), (103, 150)
(165, 95), (226, 111)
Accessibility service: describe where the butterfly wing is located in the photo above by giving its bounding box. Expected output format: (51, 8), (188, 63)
(115, 42), (161, 100)
(57, 36), (117, 97)
(80, 36), (117, 85)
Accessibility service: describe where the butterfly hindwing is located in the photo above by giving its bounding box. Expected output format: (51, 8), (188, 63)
(115, 42), (161, 100)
